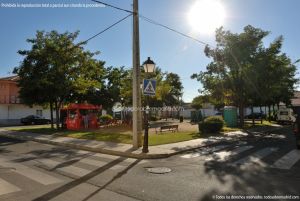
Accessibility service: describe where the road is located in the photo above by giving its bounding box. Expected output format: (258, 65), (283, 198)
(0, 127), (300, 201)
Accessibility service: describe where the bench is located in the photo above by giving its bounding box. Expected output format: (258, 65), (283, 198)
(156, 125), (178, 134)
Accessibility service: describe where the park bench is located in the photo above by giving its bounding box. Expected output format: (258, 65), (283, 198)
(156, 124), (179, 134)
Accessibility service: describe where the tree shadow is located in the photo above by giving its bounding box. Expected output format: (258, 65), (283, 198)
(12, 146), (94, 163)
(0, 136), (25, 154)
(198, 135), (300, 200)
(32, 151), (141, 201)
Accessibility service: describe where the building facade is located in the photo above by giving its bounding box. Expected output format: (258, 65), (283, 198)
(0, 75), (52, 125)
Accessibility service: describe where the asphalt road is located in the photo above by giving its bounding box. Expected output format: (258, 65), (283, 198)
(0, 127), (300, 201)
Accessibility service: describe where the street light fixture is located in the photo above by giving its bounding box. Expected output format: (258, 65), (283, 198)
(143, 57), (156, 73)
(142, 57), (156, 153)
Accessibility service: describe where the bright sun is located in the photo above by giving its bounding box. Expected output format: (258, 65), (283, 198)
(188, 0), (226, 34)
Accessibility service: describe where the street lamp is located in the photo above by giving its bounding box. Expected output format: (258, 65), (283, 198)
(142, 57), (156, 153)
(143, 57), (156, 73)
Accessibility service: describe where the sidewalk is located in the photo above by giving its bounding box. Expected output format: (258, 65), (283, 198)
(0, 126), (285, 159)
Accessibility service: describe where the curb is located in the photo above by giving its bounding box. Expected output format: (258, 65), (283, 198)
(0, 126), (287, 159)
(0, 131), (226, 159)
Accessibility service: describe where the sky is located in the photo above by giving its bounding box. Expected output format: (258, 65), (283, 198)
(0, 0), (299, 102)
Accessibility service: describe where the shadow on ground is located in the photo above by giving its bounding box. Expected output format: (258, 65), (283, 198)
(198, 128), (300, 201)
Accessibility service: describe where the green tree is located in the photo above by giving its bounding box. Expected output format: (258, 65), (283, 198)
(164, 72), (184, 106)
(192, 25), (269, 127)
(192, 26), (298, 127)
(191, 95), (208, 110)
(14, 30), (104, 129)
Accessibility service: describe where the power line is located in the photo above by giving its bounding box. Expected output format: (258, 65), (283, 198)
(83, 14), (132, 44)
(90, 0), (211, 47)
(91, 0), (133, 14)
(139, 15), (209, 46)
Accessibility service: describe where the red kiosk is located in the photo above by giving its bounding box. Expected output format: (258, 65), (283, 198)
(61, 103), (102, 130)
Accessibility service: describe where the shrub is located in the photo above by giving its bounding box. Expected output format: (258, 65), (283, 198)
(198, 116), (225, 133)
(99, 114), (113, 123)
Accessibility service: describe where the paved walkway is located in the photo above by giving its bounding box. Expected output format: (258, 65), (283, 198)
(0, 125), (285, 159)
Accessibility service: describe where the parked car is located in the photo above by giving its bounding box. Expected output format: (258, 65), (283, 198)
(21, 115), (51, 125)
(244, 112), (266, 119)
(293, 116), (300, 149)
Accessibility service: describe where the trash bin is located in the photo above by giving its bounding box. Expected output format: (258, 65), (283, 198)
(224, 106), (237, 127)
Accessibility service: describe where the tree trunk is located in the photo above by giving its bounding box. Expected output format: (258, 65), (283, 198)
(50, 101), (54, 129)
(239, 103), (244, 128)
(273, 104), (275, 120)
(260, 105), (263, 124)
(55, 101), (60, 129)
(264, 106), (267, 120)
(268, 105), (271, 122)
(251, 105), (254, 126)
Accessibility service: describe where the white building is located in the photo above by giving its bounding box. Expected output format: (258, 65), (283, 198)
(0, 75), (52, 126)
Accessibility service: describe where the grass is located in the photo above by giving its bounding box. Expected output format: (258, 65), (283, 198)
(5, 119), (280, 146)
(222, 126), (241, 133)
(7, 125), (62, 135)
(6, 125), (209, 146)
(149, 132), (199, 146)
(67, 132), (133, 144)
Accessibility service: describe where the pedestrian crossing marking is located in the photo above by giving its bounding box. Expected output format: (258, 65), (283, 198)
(180, 145), (230, 158)
(0, 178), (21, 196)
(232, 147), (278, 167)
(205, 146), (253, 162)
(78, 157), (130, 171)
(36, 158), (91, 177)
(0, 158), (62, 185)
(272, 149), (300, 170)
(179, 145), (300, 170)
(50, 183), (99, 201)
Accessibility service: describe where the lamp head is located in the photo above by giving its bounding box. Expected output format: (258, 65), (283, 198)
(143, 57), (156, 73)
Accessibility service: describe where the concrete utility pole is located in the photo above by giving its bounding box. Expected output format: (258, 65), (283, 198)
(132, 0), (142, 148)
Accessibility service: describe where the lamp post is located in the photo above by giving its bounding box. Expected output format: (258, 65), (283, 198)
(142, 57), (156, 153)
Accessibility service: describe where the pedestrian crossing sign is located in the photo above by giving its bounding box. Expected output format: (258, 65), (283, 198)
(143, 79), (156, 96)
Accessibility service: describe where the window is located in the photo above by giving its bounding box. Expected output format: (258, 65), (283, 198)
(69, 110), (77, 119)
(10, 96), (16, 103)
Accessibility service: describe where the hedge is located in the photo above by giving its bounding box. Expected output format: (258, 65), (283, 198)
(198, 116), (225, 133)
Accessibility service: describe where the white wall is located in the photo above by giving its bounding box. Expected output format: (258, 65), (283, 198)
(0, 104), (53, 120)
(181, 108), (217, 118)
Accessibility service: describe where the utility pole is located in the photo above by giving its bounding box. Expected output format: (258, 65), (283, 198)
(132, 0), (142, 148)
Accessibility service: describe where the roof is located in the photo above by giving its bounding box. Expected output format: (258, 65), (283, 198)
(62, 103), (102, 110)
(294, 91), (300, 98)
(291, 98), (300, 107)
(0, 75), (19, 81)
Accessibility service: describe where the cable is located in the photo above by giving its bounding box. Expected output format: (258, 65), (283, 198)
(91, 0), (133, 14)
(90, 0), (211, 47)
(139, 15), (209, 46)
(83, 14), (132, 44)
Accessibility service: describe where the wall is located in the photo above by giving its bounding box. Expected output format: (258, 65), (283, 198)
(181, 108), (217, 119)
(0, 104), (54, 125)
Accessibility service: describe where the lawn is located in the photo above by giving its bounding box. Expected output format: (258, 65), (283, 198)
(5, 120), (280, 146)
(7, 125), (203, 146)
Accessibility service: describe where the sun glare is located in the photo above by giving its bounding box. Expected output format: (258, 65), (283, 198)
(188, 0), (226, 34)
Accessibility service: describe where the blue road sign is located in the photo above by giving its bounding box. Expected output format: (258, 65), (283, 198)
(143, 79), (156, 96)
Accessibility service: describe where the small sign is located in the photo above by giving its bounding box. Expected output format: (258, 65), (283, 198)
(143, 79), (156, 96)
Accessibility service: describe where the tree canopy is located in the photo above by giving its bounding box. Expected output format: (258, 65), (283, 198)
(192, 25), (298, 127)
(14, 30), (105, 128)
